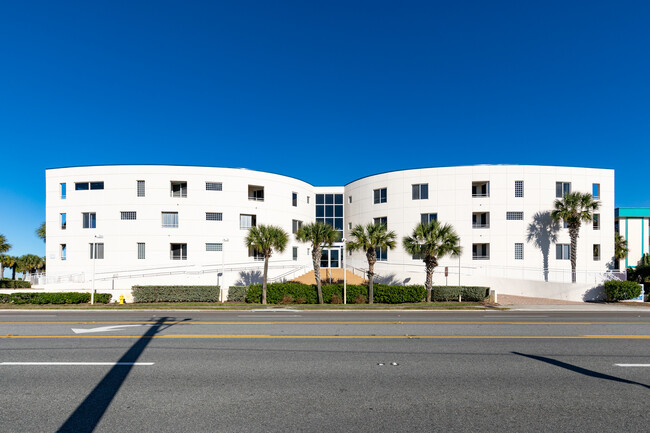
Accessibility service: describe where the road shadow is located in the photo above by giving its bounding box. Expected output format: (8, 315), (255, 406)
(57, 317), (190, 433)
(526, 211), (560, 282)
(512, 351), (650, 390)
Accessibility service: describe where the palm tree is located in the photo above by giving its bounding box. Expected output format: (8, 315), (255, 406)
(0, 254), (11, 280)
(36, 222), (46, 242)
(0, 234), (11, 255)
(295, 222), (338, 304)
(17, 254), (43, 281)
(614, 233), (628, 264)
(347, 223), (397, 304)
(0, 235), (11, 280)
(403, 220), (461, 302)
(244, 225), (289, 305)
(551, 191), (600, 283)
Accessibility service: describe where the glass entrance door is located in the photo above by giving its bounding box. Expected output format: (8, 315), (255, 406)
(320, 247), (341, 268)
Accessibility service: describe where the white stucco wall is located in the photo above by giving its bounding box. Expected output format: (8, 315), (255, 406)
(344, 165), (615, 299)
(43, 164), (615, 302)
(45, 166), (317, 292)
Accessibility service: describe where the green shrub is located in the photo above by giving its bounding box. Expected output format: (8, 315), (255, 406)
(132, 286), (220, 303)
(604, 280), (642, 302)
(227, 286), (247, 302)
(627, 264), (650, 283)
(373, 284), (426, 303)
(246, 283), (318, 304)
(0, 280), (31, 289)
(0, 292), (111, 304)
(431, 286), (489, 302)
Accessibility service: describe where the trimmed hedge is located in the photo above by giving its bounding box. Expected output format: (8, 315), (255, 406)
(604, 280), (642, 302)
(0, 292), (112, 304)
(431, 286), (490, 302)
(132, 285), (220, 303)
(0, 280), (31, 289)
(227, 286), (247, 302)
(245, 283), (427, 304)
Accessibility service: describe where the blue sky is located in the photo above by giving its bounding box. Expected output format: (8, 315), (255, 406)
(1, 0), (649, 259)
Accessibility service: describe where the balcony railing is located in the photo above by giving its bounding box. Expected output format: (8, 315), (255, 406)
(248, 195), (264, 201)
(472, 193), (489, 197)
(472, 254), (490, 260)
(472, 223), (490, 228)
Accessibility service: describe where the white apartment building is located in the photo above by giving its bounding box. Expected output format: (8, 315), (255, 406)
(615, 208), (650, 269)
(44, 165), (615, 301)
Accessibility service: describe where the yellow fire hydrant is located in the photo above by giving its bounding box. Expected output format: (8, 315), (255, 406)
(119, 294), (125, 305)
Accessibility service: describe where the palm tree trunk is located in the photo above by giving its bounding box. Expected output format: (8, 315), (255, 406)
(425, 259), (434, 302)
(0, 264), (4, 280)
(262, 256), (269, 305)
(569, 226), (579, 283)
(313, 247), (323, 304)
(12, 265), (16, 280)
(368, 265), (374, 305)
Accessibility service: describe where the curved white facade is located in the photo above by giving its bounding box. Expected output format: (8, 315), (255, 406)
(45, 164), (615, 301)
(345, 165), (614, 298)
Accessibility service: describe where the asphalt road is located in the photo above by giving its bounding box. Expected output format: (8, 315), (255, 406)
(1, 310), (649, 432)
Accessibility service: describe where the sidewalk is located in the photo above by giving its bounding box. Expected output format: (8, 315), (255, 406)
(499, 294), (650, 311)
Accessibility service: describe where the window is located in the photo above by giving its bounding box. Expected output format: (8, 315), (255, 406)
(206, 243), (223, 252)
(412, 184), (429, 200)
(60, 183), (66, 199)
(315, 194), (343, 241)
(307, 196), (310, 204)
(60, 244), (66, 261)
(556, 244), (570, 260)
(375, 247), (388, 261)
(248, 185), (264, 201)
(206, 182), (222, 191)
(240, 214), (256, 230)
(293, 247), (298, 261)
(170, 243), (187, 260)
(348, 222), (352, 230)
(60, 213), (66, 230)
(514, 243), (523, 260)
(137, 243), (145, 259)
(206, 212), (223, 221)
(593, 214), (600, 230)
(121, 211), (137, 220)
(348, 196), (352, 204)
(137, 180), (145, 197)
(75, 182), (104, 190)
(556, 182), (571, 198)
(506, 212), (523, 221)
(171, 181), (187, 198)
(472, 181), (489, 197)
(292, 192), (298, 207)
(373, 188), (387, 204)
(162, 212), (179, 228)
(82, 212), (96, 229)
(472, 212), (490, 228)
(421, 213), (438, 223)
(292, 219), (303, 234)
(592, 183), (600, 199)
(472, 243), (490, 260)
(515, 180), (524, 198)
(374, 217), (387, 227)
(89, 243), (104, 259)
(593, 244), (600, 261)
(248, 247), (264, 261)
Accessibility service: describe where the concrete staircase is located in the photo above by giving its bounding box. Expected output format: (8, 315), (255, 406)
(290, 269), (367, 285)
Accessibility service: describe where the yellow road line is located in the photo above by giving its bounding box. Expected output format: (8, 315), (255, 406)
(2, 334), (650, 339)
(2, 321), (650, 325)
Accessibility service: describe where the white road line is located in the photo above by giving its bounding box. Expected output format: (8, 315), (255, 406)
(237, 315), (302, 318)
(71, 324), (152, 334)
(0, 362), (154, 366)
(615, 364), (650, 367)
(486, 316), (548, 318)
